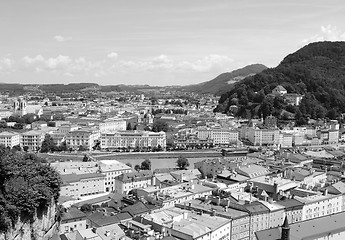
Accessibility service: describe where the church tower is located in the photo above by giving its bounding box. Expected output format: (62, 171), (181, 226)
(281, 216), (290, 240)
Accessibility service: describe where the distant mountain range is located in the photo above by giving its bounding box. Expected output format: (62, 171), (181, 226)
(0, 64), (267, 97)
(177, 64), (267, 95)
(214, 41), (345, 123)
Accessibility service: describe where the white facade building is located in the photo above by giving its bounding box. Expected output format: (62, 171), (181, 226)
(101, 131), (166, 149)
(0, 131), (20, 148)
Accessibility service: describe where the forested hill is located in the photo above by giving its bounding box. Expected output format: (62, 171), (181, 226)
(179, 64), (267, 95)
(214, 41), (345, 123)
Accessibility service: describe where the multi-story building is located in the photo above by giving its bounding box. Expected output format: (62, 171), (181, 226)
(66, 129), (100, 151)
(51, 160), (132, 193)
(60, 172), (106, 198)
(175, 198), (250, 240)
(114, 170), (153, 194)
(58, 124), (79, 135)
(213, 129), (239, 145)
(248, 128), (280, 146)
(256, 211), (345, 240)
(21, 130), (46, 151)
(276, 198), (304, 224)
(137, 181), (213, 209)
(138, 207), (232, 240)
(198, 127), (239, 145)
(98, 118), (126, 133)
(0, 131), (20, 148)
(197, 127), (212, 140)
(194, 157), (240, 178)
(100, 131), (166, 150)
(248, 175), (298, 200)
(295, 192), (343, 221)
(258, 200), (285, 229)
(99, 160), (132, 192)
(244, 201), (270, 240)
(279, 133), (293, 148)
(60, 207), (87, 234)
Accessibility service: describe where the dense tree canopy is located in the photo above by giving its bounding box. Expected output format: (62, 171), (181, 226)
(141, 159), (151, 170)
(0, 146), (61, 233)
(40, 134), (56, 153)
(214, 42), (345, 124)
(134, 164), (141, 172)
(176, 155), (189, 170)
(152, 120), (169, 132)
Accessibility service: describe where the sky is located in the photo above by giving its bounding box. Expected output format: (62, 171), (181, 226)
(0, 0), (345, 86)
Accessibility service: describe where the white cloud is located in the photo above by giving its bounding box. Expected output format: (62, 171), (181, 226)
(177, 54), (234, 72)
(54, 35), (66, 42)
(46, 55), (71, 69)
(302, 25), (345, 44)
(118, 54), (233, 73)
(4, 53), (236, 83)
(107, 52), (118, 59)
(0, 57), (15, 72)
(22, 55), (45, 64)
(22, 55), (71, 71)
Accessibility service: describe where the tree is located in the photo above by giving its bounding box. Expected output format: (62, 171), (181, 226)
(260, 96), (274, 119)
(92, 140), (101, 150)
(23, 146), (29, 152)
(78, 145), (87, 152)
(152, 120), (168, 132)
(134, 164), (141, 172)
(11, 145), (21, 152)
(0, 122), (7, 128)
(141, 159), (151, 170)
(22, 114), (37, 124)
(0, 150), (61, 233)
(295, 109), (307, 126)
(126, 122), (133, 130)
(176, 155), (189, 170)
(12, 123), (25, 129)
(40, 134), (56, 153)
(59, 141), (68, 152)
(80, 203), (92, 212)
(82, 154), (90, 162)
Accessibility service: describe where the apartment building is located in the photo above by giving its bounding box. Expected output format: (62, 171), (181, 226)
(100, 131), (166, 150)
(295, 193), (343, 221)
(60, 207), (87, 234)
(21, 130), (46, 151)
(60, 172), (106, 198)
(279, 133), (293, 148)
(0, 131), (20, 148)
(66, 129), (100, 151)
(175, 198), (250, 240)
(51, 160), (132, 193)
(248, 127), (280, 146)
(318, 129), (339, 144)
(198, 127), (239, 145)
(114, 170), (153, 194)
(138, 207), (232, 240)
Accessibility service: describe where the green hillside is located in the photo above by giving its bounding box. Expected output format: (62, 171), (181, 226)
(214, 41), (345, 124)
(181, 64), (267, 95)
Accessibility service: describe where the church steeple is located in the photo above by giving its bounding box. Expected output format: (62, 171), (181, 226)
(281, 216), (290, 240)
